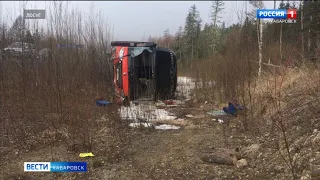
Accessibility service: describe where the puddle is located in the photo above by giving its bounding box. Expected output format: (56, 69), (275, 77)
(154, 124), (181, 130)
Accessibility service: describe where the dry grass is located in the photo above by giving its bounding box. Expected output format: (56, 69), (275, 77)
(0, 3), (128, 178)
(178, 18), (320, 178)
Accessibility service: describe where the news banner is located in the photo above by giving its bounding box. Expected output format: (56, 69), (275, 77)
(257, 9), (297, 23)
(24, 162), (87, 172)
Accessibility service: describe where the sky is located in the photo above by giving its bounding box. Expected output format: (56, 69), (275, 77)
(0, 1), (280, 41)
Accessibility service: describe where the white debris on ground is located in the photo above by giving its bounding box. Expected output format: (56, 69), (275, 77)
(119, 101), (177, 121)
(154, 124), (181, 130)
(119, 77), (195, 130)
(129, 122), (153, 128)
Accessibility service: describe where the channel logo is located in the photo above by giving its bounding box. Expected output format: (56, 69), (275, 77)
(24, 162), (50, 172)
(24, 162), (87, 172)
(257, 9), (297, 19)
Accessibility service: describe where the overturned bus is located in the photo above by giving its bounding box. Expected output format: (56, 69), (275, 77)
(111, 41), (177, 105)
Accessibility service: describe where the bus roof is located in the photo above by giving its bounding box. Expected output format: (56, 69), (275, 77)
(111, 41), (157, 48)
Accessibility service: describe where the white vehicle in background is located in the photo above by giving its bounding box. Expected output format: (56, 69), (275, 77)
(3, 42), (37, 58)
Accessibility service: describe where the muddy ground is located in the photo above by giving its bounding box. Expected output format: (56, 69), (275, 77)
(0, 104), (263, 180)
(1, 76), (320, 180)
(0, 103), (292, 180)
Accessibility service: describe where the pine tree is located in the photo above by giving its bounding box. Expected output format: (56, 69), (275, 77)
(210, 0), (225, 55)
(24, 30), (34, 44)
(9, 15), (26, 41)
(173, 26), (183, 60)
(184, 4), (202, 62)
(0, 23), (7, 49)
(211, 0), (225, 27)
(197, 23), (208, 58)
(33, 28), (41, 42)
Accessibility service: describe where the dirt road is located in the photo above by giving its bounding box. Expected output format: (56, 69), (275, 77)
(1, 77), (294, 180)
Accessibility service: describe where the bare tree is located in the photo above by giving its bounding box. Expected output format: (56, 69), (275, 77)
(279, 0), (286, 60)
(300, 0), (304, 62)
(249, 1), (264, 76)
(164, 28), (170, 48)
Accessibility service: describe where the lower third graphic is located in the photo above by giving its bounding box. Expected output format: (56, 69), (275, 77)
(24, 162), (87, 172)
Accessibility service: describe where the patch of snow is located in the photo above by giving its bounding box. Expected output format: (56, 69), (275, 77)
(176, 77), (196, 99)
(129, 122), (153, 128)
(155, 124), (181, 130)
(119, 104), (177, 121)
(119, 77), (195, 124)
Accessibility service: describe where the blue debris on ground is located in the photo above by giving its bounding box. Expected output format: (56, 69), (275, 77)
(96, 100), (111, 106)
(223, 102), (238, 116)
(222, 102), (245, 116)
(207, 102), (245, 117)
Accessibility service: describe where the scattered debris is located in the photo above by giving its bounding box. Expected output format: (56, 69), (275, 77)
(79, 152), (95, 158)
(185, 114), (194, 118)
(119, 77), (193, 127)
(155, 101), (166, 107)
(155, 119), (187, 127)
(222, 101), (245, 116)
(207, 110), (227, 116)
(155, 124), (181, 130)
(156, 100), (178, 108)
(166, 104), (178, 108)
(212, 118), (224, 123)
(96, 100), (111, 106)
(163, 100), (175, 105)
(218, 119), (224, 123)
